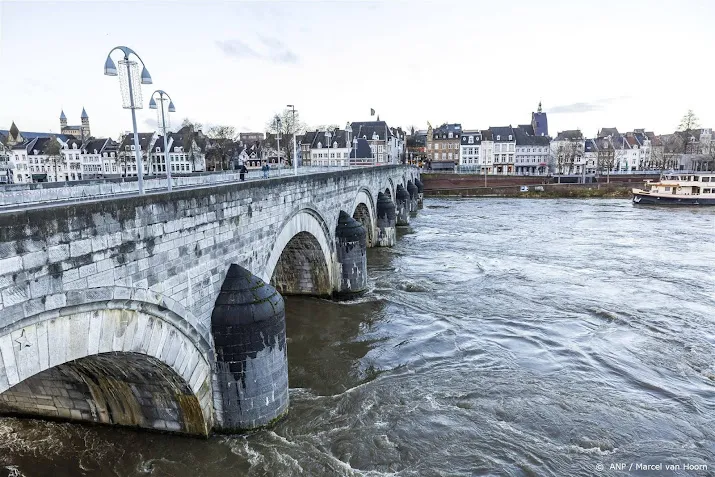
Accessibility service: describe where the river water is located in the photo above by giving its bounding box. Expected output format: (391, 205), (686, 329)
(1, 198), (714, 477)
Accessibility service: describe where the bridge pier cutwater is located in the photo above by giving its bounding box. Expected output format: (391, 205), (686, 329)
(0, 166), (419, 436)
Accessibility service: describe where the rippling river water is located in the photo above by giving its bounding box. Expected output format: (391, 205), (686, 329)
(1, 198), (714, 476)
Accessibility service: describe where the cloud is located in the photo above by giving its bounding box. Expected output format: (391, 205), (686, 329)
(143, 118), (157, 129)
(216, 35), (299, 65)
(548, 97), (629, 114)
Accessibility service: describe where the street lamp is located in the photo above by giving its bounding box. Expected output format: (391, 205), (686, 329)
(149, 90), (176, 192)
(345, 122), (352, 167)
(287, 104), (297, 175)
(353, 137), (358, 166)
(104, 46), (152, 194)
(325, 129), (332, 168)
(274, 116), (282, 176)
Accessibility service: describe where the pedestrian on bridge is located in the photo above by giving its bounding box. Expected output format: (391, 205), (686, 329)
(262, 163), (270, 179)
(239, 163), (248, 181)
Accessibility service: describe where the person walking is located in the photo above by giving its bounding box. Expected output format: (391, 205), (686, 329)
(239, 163), (248, 181)
(262, 162), (270, 179)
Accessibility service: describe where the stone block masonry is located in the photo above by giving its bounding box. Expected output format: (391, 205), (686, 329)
(0, 165), (419, 434)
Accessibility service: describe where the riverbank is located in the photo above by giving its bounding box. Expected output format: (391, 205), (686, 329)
(421, 173), (636, 198)
(425, 182), (632, 199)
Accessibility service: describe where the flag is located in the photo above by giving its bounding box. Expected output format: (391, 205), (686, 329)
(370, 108), (375, 117)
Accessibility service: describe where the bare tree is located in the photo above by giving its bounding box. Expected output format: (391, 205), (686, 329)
(179, 119), (204, 172)
(206, 125), (237, 171)
(678, 110), (701, 154)
(265, 108), (307, 166)
(551, 142), (582, 174)
(42, 136), (63, 182)
(596, 139), (616, 183)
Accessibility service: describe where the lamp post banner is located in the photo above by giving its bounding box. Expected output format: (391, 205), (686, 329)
(118, 60), (142, 109)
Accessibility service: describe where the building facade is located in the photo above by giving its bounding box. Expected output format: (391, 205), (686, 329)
(459, 130), (482, 169)
(301, 128), (352, 167)
(514, 126), (550, 175)
(490, 126), (516, 174)
(426, 123), (462, 170)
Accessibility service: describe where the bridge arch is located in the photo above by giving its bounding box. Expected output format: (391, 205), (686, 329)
(0, 300), (213, 436)
(263, 207), (334, 297)
(351, 188), (376, 248)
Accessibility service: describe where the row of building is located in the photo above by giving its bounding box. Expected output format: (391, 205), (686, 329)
(410, 103), (714, 175)
(0, 110), (210, 184)
(0, 109), (408, 184)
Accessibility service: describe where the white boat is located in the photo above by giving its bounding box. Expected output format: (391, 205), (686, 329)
(632, 172), (715, 205)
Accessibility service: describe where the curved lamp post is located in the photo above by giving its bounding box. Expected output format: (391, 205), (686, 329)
(149, 90), (176, 191)
(345, 122), (352, 168)
(286, 104), (297, 175)
(274, 116), (282, 176)
(104, 46), (152, 194)
(325, 129), (332, 168)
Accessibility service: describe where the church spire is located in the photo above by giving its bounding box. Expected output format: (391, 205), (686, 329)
(60, 109), (67, 120)
(81, 107), (88, 119)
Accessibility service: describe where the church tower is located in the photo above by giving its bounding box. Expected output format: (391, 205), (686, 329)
(60, 110), (67, 131)
(531, 101), (549, 137)
(81, 107), (90, 138)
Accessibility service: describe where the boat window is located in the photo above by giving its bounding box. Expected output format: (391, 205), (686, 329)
(704, 188), (711, 193)
(702, 177), (711, 182)
(665, 187), (671, 191)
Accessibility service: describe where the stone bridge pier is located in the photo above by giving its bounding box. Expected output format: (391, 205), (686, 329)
(0, 165), (420, 436)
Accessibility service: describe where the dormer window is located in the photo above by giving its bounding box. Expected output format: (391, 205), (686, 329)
(156, 147), (161, 153)
(496, 135), (501, 141)
(508, 135), (513, 141)
(317, 141), (322, 148)
(333, 141), (338, 148)
(448, 132), (453, 139)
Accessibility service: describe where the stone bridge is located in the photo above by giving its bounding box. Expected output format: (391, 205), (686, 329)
(0, 166), (423, 436)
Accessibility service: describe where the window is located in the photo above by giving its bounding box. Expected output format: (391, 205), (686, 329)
(448, 132), (453, 138)
(496, 135), (500, 141)
(434, 144), (439, 150)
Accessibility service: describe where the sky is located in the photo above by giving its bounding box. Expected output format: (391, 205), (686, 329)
(1, 0), (714, 139)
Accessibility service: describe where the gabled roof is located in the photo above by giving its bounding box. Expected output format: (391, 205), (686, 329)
(431, 123), (462, 139)
(83, 138), (109, 154)
(350, 138), (372, 158)
(480, 129), (493, 141)
(28, 137), (52, 155)
(514, 127), (550, 146)
(598, 127), (619, 137)
(460, 132), (482, 145)
(489, 126), (515, 142)
(518, 124), (535, 136)
(554, 130), (583, 141)
(119, 132), (155, 152)
(350, 121), (392, 141)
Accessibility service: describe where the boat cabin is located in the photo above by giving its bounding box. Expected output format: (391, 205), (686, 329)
(644, 173), (715, 196)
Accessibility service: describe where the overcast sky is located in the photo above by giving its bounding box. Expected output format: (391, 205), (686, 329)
(1, 0), (714, 139)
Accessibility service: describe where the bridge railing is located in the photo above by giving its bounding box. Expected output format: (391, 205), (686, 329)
(0, 164), (405, 209)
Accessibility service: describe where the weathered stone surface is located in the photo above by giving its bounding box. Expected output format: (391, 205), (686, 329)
(0, 166), (419, 435)
(211, 264), (288, 432)
(395, 184), (410, 226)
(407, 181), (419, 216)
(335, 211), (367, 295)
(376, 192), (396, 247)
